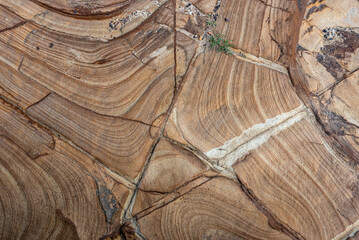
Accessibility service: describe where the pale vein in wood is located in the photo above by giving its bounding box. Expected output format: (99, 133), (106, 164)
(142, 46), (168, 62)
(206, 104), (308, 168)
(332, 219), (359, 240)
(175, 28), (288, 75)
(231, 48), (288, 74)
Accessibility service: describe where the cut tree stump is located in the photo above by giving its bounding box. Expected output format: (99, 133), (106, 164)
(1, 0), (359, 239)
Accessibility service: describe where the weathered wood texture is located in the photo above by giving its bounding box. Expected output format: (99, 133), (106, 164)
(1, 0), (359, 239)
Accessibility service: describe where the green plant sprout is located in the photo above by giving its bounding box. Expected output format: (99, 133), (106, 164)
(206, 14), (217, 27)
(208, 33), (233, 55)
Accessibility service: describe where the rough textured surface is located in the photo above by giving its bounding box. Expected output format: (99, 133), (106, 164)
(1, 0), (359, 239)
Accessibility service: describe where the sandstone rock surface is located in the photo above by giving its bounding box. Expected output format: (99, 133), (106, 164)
(1, 0), (359, 239)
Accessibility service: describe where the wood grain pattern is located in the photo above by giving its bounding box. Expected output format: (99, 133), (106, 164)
(0, 100), (132, 239)
(165, 52), (301, 158)
(138, 177), (290, 240)
(0, 20), (174, 123)
(132, 139), (210, 216)
(215, 0), (296, 63)
(2, 0), (359, 239)
(27, 92), (159, 180)
(234, 118), (359, 239)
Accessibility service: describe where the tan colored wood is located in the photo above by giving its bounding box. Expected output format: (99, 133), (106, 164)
(1, 0), (359, 239)
(132, 139), (210, 216)
(138, 177), (290, 240)
(165, 53), (301, 156)
(0, 100), (132, 239)
(233, 118), (359, 239)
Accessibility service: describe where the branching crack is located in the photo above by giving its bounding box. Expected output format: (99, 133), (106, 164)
(24, 91), (156, 128)
(121, 0), (206, 227)
(0, 94), (135, 187)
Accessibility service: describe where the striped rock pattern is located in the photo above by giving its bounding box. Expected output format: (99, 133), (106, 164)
(1, 0), (359, 239)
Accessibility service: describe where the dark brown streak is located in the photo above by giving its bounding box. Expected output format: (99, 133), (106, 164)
(0, 95), (55, 143)
(122, 0), (194, 224)
(157, 46), (198, 135)
(138, 173), (212, 195)
(163, 135), (210, 161)
(25, 91), (52, 111)
(150, 0), (203, 138)
(19, 86), (155, 128)
(0, 85), (20, 103)
(269, 33), (286, 63)
(0, 134), (40, 161)
(235, 174), (306, 240)
(28, 0), (132, 20)
(135, 177), (214, 219)
(0, 40), (163, 124)
(32, 152), (51, 160)
(316, 66), (359, 97)
(0, 94), (135, 184)
(0, 3), (27, 20)
(1, 2), (170, 46)
(17, 56), (24, 71)
(0, 21), (27, 33)
(173, 0), (178, 92)
(0, 47), (159, 128)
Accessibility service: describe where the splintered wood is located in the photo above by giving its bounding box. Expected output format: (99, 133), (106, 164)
(1, 0), (359, 239)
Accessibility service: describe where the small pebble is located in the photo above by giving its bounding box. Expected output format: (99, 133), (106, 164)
(36, 46), (40, 50)
(49, 43), (54, 48)
(225, 18), (229, 22)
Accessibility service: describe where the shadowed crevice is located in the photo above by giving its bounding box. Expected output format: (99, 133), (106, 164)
(235, 174), (306, 240)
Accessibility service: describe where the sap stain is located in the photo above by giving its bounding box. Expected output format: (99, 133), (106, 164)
(304, 3), (327, 20)
(322, 27), (359, 60)
(316, 53), (347, 79)
(96, 182), (120, 224)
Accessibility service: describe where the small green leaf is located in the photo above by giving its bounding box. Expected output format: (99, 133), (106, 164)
(208, 33), (233, 55)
